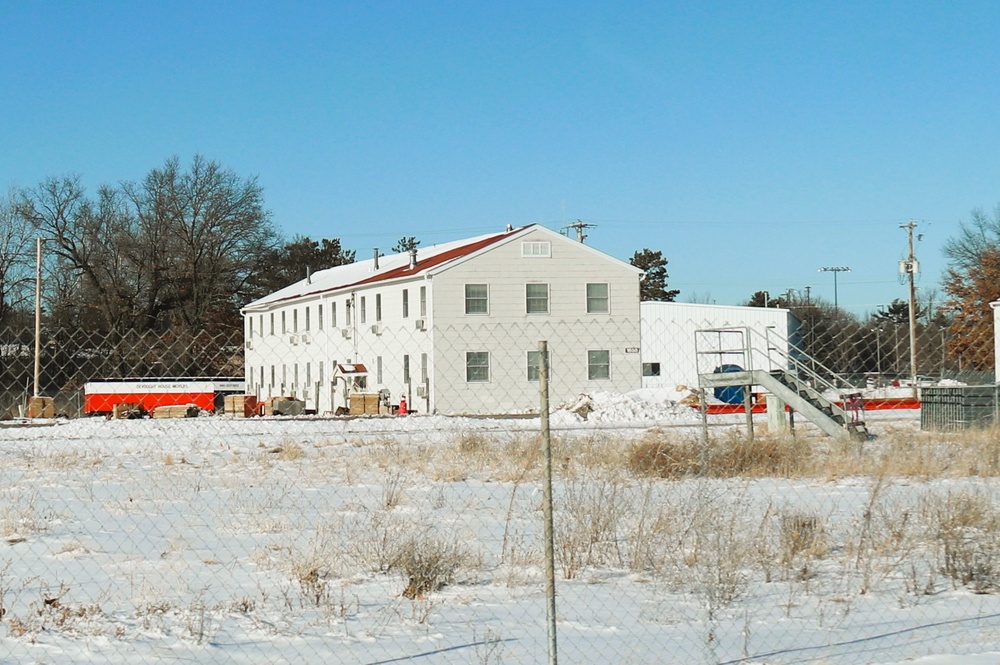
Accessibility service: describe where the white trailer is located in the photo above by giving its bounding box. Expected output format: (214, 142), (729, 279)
(639, 302), (791, 389)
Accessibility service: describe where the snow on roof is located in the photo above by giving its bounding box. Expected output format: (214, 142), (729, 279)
(243, 226), (527, 310)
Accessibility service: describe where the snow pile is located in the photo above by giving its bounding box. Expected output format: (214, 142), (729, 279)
(552, 387), (701, 425)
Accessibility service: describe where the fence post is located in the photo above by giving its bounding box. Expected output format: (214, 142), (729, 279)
(538, 340), (558, 665)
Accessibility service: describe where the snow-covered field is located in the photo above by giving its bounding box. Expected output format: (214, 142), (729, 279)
(0, 389), (998, 664)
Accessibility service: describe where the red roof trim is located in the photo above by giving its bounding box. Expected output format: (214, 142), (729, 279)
(252, 226), (526, 307)
(343, 230), (515, 289)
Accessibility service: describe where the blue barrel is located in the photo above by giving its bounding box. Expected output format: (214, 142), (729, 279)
(713, 364), (746, 405)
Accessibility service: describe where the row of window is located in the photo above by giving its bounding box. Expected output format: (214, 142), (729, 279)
(249, 286), (429, 337)
(465, 283), (610, 315)
(249, 348), (614, 393)
(466, 349), (612, 382)
(250, 279), (613, 338)
(249, 352), (431, 393)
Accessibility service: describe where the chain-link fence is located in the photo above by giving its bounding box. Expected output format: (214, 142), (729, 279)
(1, 314), (999, 663)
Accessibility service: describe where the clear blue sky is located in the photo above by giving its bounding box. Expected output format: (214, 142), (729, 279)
(3, 1), (999, 316)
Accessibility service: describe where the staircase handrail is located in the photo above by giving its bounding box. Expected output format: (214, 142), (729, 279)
(694, 325), (859, 396)
(694, 326), (754, 371)
(759, 326), (859, 394)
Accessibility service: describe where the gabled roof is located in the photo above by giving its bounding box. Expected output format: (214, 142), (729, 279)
(242, 223), (642, 312)
(243, 226), (527, 310)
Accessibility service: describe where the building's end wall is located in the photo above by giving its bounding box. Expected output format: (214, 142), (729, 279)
(639, 302), (791, 389)
(992, 301), (1000, 382)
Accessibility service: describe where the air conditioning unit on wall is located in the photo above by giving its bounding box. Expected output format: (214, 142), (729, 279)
(414, 319), (426, 331)
(301, 333), (311, 344)
(341, 328), (352, 339)
(288, 334), (299, 345)
(370, 324), (382, 335)
(415, 385), (428, 398)
(245, 339), (254, 349)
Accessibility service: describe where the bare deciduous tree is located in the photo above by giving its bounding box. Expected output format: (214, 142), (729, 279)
(16, 156), (280, 334)
(0, 190), (35, 325)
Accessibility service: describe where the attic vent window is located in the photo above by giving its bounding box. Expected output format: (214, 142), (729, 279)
(522, 241), (551, 258)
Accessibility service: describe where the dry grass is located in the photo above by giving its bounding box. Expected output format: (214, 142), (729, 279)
(389, 535), (473, 599)
(627, 430), (812, 479)
(624, 424), (1000, 480)
(927, 489), (1000, 592)
(556, 473), (628, 579)
(779, 511), (828, 564)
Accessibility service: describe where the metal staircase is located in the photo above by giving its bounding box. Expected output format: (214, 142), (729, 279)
(695, 327), (869, 442)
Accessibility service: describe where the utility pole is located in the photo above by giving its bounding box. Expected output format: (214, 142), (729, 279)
(901, 220), (919, 398)
(562, 219), (596, 243)
(33, 237), (44, 400)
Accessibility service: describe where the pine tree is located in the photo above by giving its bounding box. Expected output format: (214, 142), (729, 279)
(630, 249), (679, 302)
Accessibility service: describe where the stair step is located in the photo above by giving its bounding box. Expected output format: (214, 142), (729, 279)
(727, 366), (871, 441)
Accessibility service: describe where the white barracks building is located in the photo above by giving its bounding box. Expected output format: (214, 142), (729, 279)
(241, 224), (643, 415)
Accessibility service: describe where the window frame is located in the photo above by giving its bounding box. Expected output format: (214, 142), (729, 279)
(525, 283), (549, 314)
(587, 349), (611, 380)
(465, 283), (489, 315)
(465, 351), (490, 383)
(521, 241), (551, 258)
(526, 350), (543, 382)
(586, 282), (610, 314)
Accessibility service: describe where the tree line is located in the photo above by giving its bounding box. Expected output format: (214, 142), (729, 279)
(0, 156), (353, 335)
(0, 156), (682, 337)
(2, 155), (996, 375)
(740, 205), (1000, 375)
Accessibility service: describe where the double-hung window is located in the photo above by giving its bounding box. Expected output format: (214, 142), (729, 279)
(465, 284), (488, 314)
(588, 350), (611, 380)
(586, 283), (609, 313)
(466, 352), (490, 382)
(526, 283), (549, 314)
